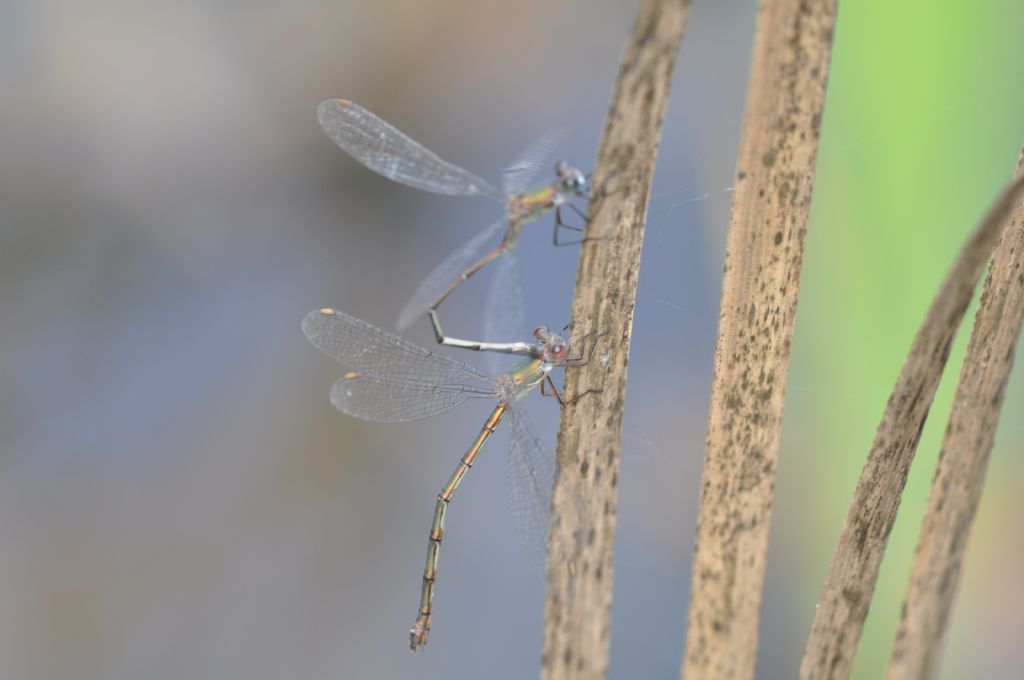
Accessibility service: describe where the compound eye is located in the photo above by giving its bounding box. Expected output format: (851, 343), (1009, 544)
(552, 345), (566, 359)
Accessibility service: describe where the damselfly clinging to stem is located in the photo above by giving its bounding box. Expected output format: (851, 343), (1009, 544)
(301, 308), (599, 650)
(317, 99), (592, 353)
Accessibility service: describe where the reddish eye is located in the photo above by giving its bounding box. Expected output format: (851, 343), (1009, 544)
(552, 346), (566, 358)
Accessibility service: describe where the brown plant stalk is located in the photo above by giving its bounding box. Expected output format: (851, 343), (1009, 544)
(681, 1), (838, 679)
(541, 1), (692, 678)
(800, 159), (1024, 680)
(885, 150), (1024, 679)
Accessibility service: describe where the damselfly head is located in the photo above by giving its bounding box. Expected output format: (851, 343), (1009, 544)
(534, 326), (568, 363)
(555, 161), (588, 197)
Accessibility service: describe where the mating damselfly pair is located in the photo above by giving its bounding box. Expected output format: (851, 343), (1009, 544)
(303, 101), (597, 650)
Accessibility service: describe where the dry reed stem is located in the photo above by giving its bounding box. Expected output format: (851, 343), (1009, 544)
(800, 159), (1024, 680)
(884, 150), (1024, 679)
(541, 1), (691, 678)
(681, 1), (837, 678)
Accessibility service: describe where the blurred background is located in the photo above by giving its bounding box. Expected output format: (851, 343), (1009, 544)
(1, 0), (1022, 678)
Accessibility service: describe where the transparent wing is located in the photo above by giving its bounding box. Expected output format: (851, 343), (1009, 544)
(396, 220), (506, 332)
(482, 246), (525, 375)
(506, 403), (592, 576)
(302, 309), (496, 422)
(318, 99), (501, 199)
(502, 128), (568, 196)
(505, 404), (557, 567)
(330, 372), (481, 423)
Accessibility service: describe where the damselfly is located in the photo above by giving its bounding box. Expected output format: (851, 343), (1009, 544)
(317, 99), (591, 352)
(301, 308), (596, 649)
